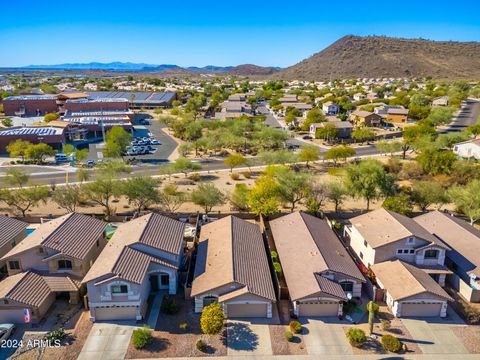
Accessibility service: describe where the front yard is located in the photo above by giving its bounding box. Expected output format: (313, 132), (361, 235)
(126, 294), (227, 358)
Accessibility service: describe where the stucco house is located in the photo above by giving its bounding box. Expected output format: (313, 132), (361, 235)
(372, 260), (453, 317)
(0, 213), (107, 323)
(453, 139), (480, 160)
(322, 101), (339, 115)
(415, 211), (480, 303)
(270, 212), (365, 317)
(83, 213), (186, 321)
(191, 216), (276, 318)
(0, 216), (29, 272)
(344, 208), (451, 287)
(349, 110), (382, 127)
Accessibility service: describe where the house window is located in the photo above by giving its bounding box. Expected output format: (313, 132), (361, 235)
(38, 247), (44, 254)
(340, 281), (354, 292)
(409, 249), (415, 254)
(424, 249), (439, 259)
(396, 249), (404, 254)
(58, 260), (72, 269)
(8, 261), (20, 270)
(407, 237), (414, 244)
(203, 296), (218, 307)
(111, 285), (128, 294)
(363, 240), (368, 247)
(359, 252), (364, 259)
(96, 240), (100, 247)
(10, 240), (16, 248)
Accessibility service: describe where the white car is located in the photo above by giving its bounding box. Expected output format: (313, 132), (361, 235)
(0, 324), (15, 341)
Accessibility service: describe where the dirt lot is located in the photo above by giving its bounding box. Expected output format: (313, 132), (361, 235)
(343, 307), (422, 355)
(126, 294), (227, 358)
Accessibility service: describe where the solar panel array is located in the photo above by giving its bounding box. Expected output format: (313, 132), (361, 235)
(0, 127), (58, 136)
(86, 91), (176, 104)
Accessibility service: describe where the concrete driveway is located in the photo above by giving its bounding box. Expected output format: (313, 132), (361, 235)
(226, 320), (272, 356)
(402, 315), (469, 355)
(300, 317), (353, 355)
(77, 322), (136, 360)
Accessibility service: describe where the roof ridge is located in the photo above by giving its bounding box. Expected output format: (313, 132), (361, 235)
(4, 271), (30, 297)
(229, 216), (238, 284)
(384, 209), (415, 238)
(40, 213), (75, 246)
(398, 260), (427, 294)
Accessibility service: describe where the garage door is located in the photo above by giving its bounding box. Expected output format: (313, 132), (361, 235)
(226, 303), (267, 318)
(298, 301), (339, 317)
(0, 309), (27, 323)
(401, 302), (442, 317)
(94, 306), (137, 321)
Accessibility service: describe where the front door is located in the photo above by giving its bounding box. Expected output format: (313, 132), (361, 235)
(150, 274), (159, 292)
(160, 274), (170, 289)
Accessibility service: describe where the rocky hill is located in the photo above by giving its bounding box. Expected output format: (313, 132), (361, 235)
(275, 35), (480, 80)
(228, 64), (280, 76)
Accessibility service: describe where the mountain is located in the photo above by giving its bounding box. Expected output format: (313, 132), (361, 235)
(228, 64), (280, 76)
(21, 62), (278, 75)
(275, 35), (480, 80)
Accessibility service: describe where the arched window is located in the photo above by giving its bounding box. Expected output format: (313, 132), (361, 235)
(203, 296), (218, 307)
(58, 259), (72, 269)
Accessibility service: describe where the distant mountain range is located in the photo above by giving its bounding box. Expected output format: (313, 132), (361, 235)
(274, 35), (480, 80)
(21, 62), (279, 74)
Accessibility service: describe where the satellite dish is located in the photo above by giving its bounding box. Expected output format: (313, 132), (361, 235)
(347, 292), (353, 300)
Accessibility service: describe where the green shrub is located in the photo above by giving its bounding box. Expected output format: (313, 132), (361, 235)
(273, 261), (282, 277)
(196, 339), (207, 352)
(289, 320), (302, 334)
(162, 297), (180, 315)
(132, 326), (152, 349)
(381, 319), (391, 331)
(271, 250), (278, 261)
(346, 328), (366, 348)
(284, 330), (294, 342)
(381, 334), (401, 353)
(189, 173), (201, 182)
(242, 171), (251, 179)
(171, 108), (181, 116)
(200, 303), (225, 335)
(230, 172), (240, 180)
(45, 328), (67, 343)
(179, 321), (188, 330)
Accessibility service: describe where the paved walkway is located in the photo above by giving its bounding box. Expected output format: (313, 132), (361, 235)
(147, 291), (166, 329)
(78, 322), (136, 360)
(300, 317), (353, 355)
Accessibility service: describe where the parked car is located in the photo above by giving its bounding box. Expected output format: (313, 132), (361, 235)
(150, 139), (161, 145)
(0, 324), (15, 342)
(302, 135), (313, 140)
(86, 160), (95, 168)
(55, 153), (69, 164)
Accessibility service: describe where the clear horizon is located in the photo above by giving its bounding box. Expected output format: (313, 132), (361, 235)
(1, 0), (479, 68)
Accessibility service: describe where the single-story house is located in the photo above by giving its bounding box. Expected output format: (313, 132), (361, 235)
(83, 213), (186, 322)
(372, 260), (453, 317)
(453, 139), (480, 160)
(270, 212), (365, 317)
(386, 108), (409, 123)
(432, 96), (449, 107)
(191, 216), (276, 318)
(310, 121), (353, 139)
(415, 211), (480, 303)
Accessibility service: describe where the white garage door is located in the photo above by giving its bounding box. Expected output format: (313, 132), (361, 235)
(0, 309), (27, 323)
(94, 306), (137, 321)
(298, 301), (339, 317)
(226, 303), (267, 318)
(401, 302), (442, 317)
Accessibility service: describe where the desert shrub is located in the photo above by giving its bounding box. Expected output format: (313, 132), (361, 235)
(200, 303), (225, 335)
(381, 334), (401, 353)
(171, 108), (181, 116)
(179, 321), (188, 330)
(284, 331), (294, 342)
(132, 326), (152, 349)
(241, 171), (251, 179)
(161, 297), (180, 315)
(45, 328), (67, 343)
(196, 339), (207, 352)
(289, 320), (302, 334)
(230, 173), (240, 180)
(346, 328), (366, 348)
(188, 173), (201, 182)
(381, 319), (391, 331)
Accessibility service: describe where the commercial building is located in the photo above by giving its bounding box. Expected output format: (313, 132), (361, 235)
(2, 95), (58, 116)
(85, 91), (177, 109)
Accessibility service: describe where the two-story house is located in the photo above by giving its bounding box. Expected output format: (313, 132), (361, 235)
(344, 208), (453, 317)
(322, 101), (339, 115)
(191, 216), (276, 318)
(270, 212), (365, 317)
(83, 213), (186, 322)
(415, 211), (480, 303)
(0, 213), (107, 323)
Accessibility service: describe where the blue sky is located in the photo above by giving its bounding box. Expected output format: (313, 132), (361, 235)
(1, 0), (479, 67)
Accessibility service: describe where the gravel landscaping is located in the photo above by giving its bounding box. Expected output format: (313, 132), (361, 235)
(269, 324), (307, 355)
(452, 326), (480, 353)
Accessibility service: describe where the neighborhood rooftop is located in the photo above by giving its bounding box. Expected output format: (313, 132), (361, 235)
(0, 216), (28, 249)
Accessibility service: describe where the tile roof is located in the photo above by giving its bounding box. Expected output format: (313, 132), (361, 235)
(0, 216), (28, 248)
(270, 212), (364, 302)
(191, 216), (276, 302)
(415, 211), (480, 277)
(371, 260), (453, 302)
(314, 274), (348, 300)
(82, 213), (185, 285)
(349, 208), (449, 249)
